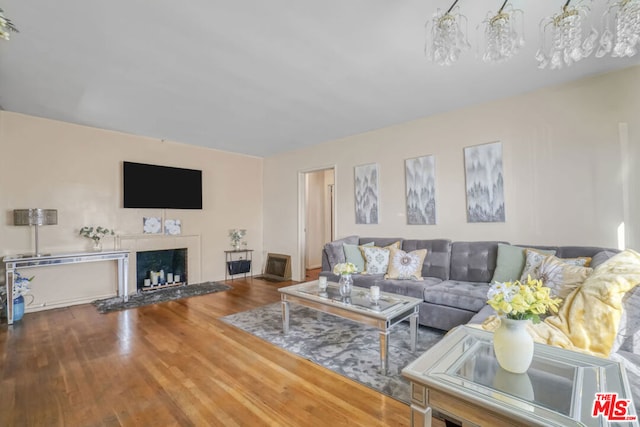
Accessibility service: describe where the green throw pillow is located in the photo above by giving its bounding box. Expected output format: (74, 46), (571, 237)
(343, 242), (373, 273)
(491, 244), (556, 283)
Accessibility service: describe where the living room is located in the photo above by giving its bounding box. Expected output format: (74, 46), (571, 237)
(2, 1), (640, 426)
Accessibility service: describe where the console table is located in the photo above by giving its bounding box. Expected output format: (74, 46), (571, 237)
(3, 250), (130, 325)
(402, 325), (638, 427)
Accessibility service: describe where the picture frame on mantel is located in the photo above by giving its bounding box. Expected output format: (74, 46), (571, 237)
(405, 155), (436, 225)
(464, 141), (505, 223)
(354, 163), (379, 224)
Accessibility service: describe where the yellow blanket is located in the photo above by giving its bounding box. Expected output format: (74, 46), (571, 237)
(483, 249), (640, 357)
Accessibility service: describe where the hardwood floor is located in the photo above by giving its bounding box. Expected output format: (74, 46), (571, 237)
(0, 277), (411, 426)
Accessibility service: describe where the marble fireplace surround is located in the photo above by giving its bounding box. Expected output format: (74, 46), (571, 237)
(119, 234), (202, 296)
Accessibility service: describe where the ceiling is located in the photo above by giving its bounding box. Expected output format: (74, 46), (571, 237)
(0, 1), (638, 157)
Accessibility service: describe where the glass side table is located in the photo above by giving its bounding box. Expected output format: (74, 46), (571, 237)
(402, 325), (638, 427)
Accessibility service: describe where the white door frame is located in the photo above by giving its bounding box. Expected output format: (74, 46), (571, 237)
(297, 165), (336, 281)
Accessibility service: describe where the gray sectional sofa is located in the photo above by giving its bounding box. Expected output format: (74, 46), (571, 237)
(321, 236), (640, 405)
(320, 236), (615, 331)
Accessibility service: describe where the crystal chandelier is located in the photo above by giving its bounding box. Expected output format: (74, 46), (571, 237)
(536, 0), (598, 69)
(479, 0), (525, 63)
(0, 7), (19, 41)
(425, 0), (471, 66)
(596, 0), (640, 58)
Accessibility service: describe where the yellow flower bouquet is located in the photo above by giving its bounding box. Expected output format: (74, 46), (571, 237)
(487, 275), (562, 323)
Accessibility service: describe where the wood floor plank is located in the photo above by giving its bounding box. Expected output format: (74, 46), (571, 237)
(0, 277), (411, 426)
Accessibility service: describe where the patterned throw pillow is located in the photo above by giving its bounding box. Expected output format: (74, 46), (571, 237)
(360, 246), (391, 275)
(520, 249), (591, 282)
(531, 255), (593, 298)
(385, 247), (427, 280)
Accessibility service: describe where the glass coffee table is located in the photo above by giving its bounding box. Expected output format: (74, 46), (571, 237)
(279, 280), (421, 375)
(402, 325), (638, 427)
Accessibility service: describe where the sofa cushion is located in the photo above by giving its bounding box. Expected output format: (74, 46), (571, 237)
(612, 284), (640, 354)
(377, 277), (442, 300)
(450, 241), (503, 283)
(324, 235), (358, 270)
(402, 239), (452, 280)
(491, 244), (556, 283)
(423, 280), (491, 312)
(592, 250), (618, 269)
(385, 247), (427, 280)
(358, 237), (403, 248)
(555, 246), (619, 259)
(343, 241), (373, 273)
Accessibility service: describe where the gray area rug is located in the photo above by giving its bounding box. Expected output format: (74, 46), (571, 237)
(221, 303), (445, 403)
(93, 282), (231, 313)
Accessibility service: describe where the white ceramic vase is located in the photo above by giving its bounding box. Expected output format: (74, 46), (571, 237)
(493, 317), (534, 374)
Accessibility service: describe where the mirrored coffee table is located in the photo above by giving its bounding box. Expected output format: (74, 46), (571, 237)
(402, 325), (638, 427)
(279, 280), (421, 375)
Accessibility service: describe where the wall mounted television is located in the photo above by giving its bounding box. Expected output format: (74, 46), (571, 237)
(123, 161), (203, 209)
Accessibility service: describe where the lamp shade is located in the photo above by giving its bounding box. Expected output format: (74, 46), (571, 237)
(13, 209), (58, 226)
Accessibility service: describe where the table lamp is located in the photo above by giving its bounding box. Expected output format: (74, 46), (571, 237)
(13, 208), (58, 257)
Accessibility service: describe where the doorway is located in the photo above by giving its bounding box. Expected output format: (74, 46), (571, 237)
(300, 168), (335, 281)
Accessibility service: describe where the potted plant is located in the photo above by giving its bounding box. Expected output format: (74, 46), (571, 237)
(79, 226), (115, 251)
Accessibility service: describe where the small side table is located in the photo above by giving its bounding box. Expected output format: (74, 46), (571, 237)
(402, 325), (638, 427)
(224, 249), (253, 281)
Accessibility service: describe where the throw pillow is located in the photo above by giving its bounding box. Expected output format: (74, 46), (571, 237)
(385, 247), (427, 280)
(360, 246), (391, 275)
(342, 242), (374, 273)
(520, 250), (590, 282)
(530, 255), (593, 298)
(359, 241), (401, 273)
(591, 250), (617, 269)
(483, 249), (640, 357)
(491, 244), (556, 283)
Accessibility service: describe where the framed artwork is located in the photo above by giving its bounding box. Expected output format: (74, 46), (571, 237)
(142, 217), (162, 234)
(354, 163), (379, 224)
(164, 219), (182, 235)
(405, 155), (436, 225)
(464, 141), (505, 223)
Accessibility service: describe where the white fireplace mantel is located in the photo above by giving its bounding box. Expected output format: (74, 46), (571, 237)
(118, 234), (202, 294)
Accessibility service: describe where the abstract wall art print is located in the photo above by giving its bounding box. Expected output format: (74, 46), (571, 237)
(464, 142), (505, 223)
(354, 163), (379, 224)
(405, 155), (436, 225)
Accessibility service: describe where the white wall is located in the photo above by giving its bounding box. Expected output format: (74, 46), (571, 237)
(1, 112), (263, 311)
(264, 66), (640, 280)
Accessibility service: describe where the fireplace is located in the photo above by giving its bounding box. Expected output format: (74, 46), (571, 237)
(136, 248), (187, 290)
(262, 253), (291, 281)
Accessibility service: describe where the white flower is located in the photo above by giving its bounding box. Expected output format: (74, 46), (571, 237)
(333, 262), (357, 275)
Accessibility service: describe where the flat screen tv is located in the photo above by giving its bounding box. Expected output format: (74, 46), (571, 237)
(123, 161), (203, 209)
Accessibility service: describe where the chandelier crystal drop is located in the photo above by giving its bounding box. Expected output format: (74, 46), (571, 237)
(425, 0), (471, 66)
(480, 0), (525, 63)
(536, 0), (598, 70)
(596, 0), (640, 58)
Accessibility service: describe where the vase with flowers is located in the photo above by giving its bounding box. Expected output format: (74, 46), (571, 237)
(12, 272), (34, 321)
(333, 262), (357, 297)
(487, 275), (562, 373)
(228, 229), (247, 251)
(79, 226), (115, 251)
